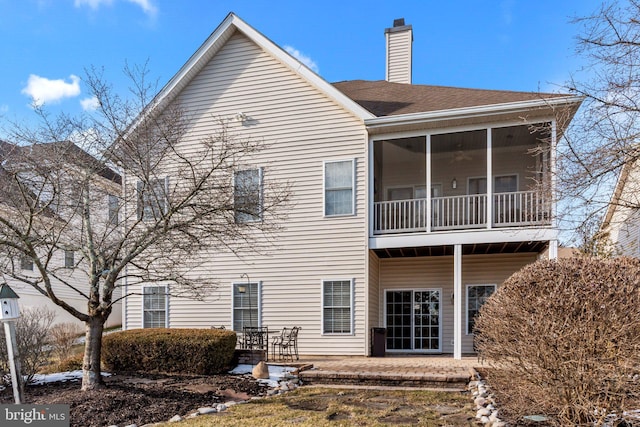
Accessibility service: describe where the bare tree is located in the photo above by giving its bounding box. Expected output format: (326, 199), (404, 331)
(0, 64), (289, 390)
(560, 1), (640, 239)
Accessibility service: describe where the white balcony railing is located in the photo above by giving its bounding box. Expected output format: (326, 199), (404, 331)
(373, 191), (550, 235)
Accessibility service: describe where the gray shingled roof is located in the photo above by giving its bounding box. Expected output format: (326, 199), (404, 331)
(332, 80), (570, 117)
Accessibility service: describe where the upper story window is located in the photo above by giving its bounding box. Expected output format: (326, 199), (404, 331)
(324, 159), (354, 216)
(20, 256), (34, 271)
(64, 250), (74, 269)
(468, 175), (518, 195)
(108, 194), (119, 225)
(234, 168), (263, 223)
(137, 178), (168, 221)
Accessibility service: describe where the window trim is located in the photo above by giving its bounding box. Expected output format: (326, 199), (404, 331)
(323, 159), (355, 217)
(142, 285), (168, 328)
(137, 177), (169, 222)
(466, 284), (497, 335)
(231, 281), (262, 332)
(321, 278), (354, 335)
(233, 167), (264, 224)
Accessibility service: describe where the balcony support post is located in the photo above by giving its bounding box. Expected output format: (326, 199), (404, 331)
(486, 128), (493, 229)
(453, 244), (463, 360)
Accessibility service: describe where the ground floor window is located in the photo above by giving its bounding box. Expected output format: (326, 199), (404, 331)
(466, 284), (496, 334)
(143, 285), (167, 328)
(322, 279), (353, 334)
(233, 281), (260, 331)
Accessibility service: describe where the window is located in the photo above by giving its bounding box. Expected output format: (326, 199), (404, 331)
(466, 284), (496, 334)
(468, 175), (518, 194)
(143, 285), (167, 328)
(324, 160), (354, 216)
(322, 279), (353, 334)
(20, 256), (33, 271)
(137, 178), (168, 221)
(108, 194), (119, 225)
(232, 282), (260, 331)
(234, 168), (263, 223)
(64, 250), (74, 269)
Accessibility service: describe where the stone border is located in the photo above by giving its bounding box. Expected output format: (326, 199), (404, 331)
(468, 368), (506, 427)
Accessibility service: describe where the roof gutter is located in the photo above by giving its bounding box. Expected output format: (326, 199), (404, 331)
(364, 95), (584, 129)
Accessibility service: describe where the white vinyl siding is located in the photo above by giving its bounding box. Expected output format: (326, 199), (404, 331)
(143, 285), (168, 328)
(466, 284), (496, 335)
(234, 168), (263, 223)
(322, 279), (353, 334)
(232, 282), (260, 331)
(386, 27), (412, 84)
(324, 159), (355, 216)
(123, 32), (367, 355)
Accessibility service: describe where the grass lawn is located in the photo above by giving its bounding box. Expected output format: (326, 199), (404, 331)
(160, 386), (476, 426)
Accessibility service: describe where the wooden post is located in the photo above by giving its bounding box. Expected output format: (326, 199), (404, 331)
(4, 321), (23, 404)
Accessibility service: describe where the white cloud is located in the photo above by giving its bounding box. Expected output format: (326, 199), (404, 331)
(0, 105), (8, 115)
(21, 74), (81, 106)
(127, 0), (157, 16)
(74, 0), (157, 16)
(74, 0), (113, 9)
(284, 46), (319, 74)
(80, 96), (100, 111)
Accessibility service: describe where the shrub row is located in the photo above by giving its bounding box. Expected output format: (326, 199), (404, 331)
(102, 328), (237, 375)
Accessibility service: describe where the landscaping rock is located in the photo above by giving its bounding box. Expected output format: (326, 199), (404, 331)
(197, 407), (217, 415)
(168, 415), (183, 423)
(252, 361), (270, 379)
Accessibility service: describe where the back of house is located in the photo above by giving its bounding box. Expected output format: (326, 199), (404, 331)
(122, 13), (581, 358)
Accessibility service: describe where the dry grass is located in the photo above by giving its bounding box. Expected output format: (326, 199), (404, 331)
(159, 386), (476, 426)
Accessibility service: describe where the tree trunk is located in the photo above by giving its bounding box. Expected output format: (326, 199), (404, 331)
(81, 317), (105, 391)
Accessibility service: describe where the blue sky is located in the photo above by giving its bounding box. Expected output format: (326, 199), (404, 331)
(1, 0), (603, 123)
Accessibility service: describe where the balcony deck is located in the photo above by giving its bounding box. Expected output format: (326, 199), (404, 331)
(374, 191), (550, 235)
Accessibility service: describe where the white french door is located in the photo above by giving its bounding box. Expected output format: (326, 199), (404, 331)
(385, 289), (441, 352)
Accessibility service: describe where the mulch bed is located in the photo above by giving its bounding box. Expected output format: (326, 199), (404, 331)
(0, 373), (270, 427)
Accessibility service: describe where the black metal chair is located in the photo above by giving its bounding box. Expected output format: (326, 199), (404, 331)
(273, 326), (300, 361)
(242, 326), (269, 361)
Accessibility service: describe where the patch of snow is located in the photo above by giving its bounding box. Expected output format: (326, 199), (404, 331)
(29, 370), (111, 385)
(229, 364), (297, 387)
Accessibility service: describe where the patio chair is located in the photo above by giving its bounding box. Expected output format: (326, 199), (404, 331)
(273, 326), (300, 361)
(242, 326), (269, 360)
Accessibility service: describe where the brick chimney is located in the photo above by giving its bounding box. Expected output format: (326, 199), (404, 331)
(385, 18), (413, 84)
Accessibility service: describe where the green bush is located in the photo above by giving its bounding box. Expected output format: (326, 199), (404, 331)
(474, 257), (640, 426)
(102, 328), (237, 375)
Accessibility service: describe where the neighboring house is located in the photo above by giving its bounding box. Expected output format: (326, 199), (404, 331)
(122, 13), (582, 358)
(0, 140), (122, 327)
(601, 156), (640, 257)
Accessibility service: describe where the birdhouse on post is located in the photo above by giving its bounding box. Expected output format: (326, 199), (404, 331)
(0, 283), (20, 321)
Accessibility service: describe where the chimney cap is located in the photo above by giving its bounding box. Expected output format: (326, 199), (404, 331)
(385, 18), (412, 34)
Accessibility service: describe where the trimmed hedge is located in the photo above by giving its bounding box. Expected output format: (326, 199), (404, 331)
(102, 328), (237, 375)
